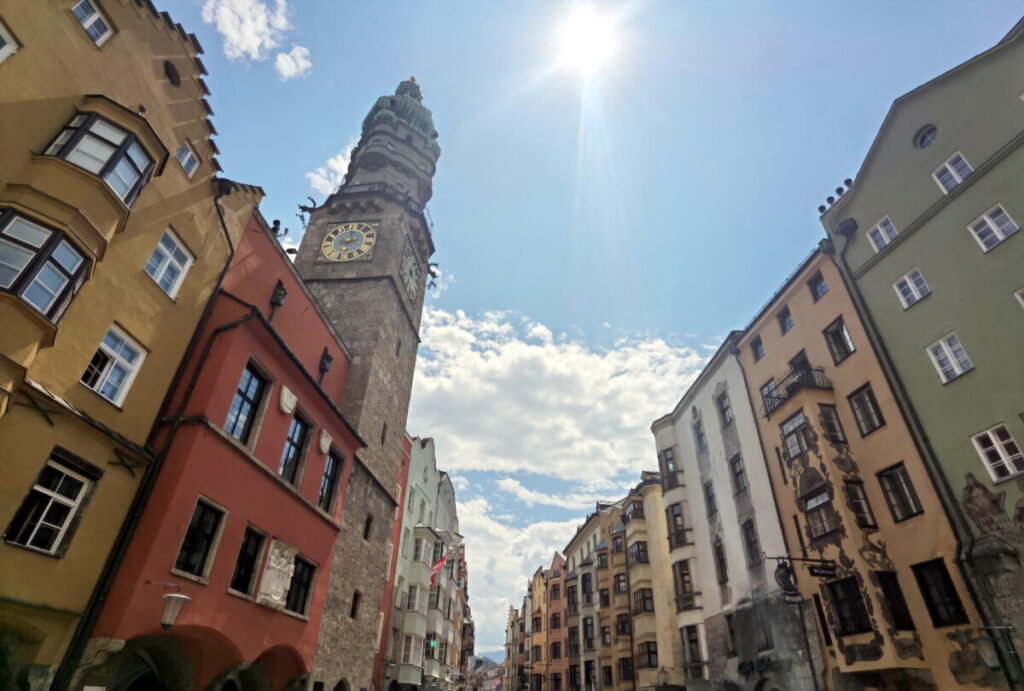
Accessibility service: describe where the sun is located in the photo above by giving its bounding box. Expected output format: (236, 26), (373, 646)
(558, 5), (618, 76)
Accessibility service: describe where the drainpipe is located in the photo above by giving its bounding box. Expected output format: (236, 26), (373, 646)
(51, 180), (246, 690)
(824, 215), (1021, 688)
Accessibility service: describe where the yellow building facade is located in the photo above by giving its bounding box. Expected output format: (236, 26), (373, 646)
(0, 1), (259, 687)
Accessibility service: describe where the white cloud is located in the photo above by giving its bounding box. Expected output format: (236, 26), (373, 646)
(306, 138), (358, 196)
(201, 0), (291, 61)
(456, 497), (580, 650)
(409, 307), (707, 487)
(450, 475), (470, 492)
(274, 45), (311, 80)
(495, 478), (602, 511)
(427, 267), (456, 299)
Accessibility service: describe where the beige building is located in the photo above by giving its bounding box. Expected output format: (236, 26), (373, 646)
(0, 1), (258, 687)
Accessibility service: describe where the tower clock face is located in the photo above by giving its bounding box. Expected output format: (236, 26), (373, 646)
(401, 243), (422, 299)
(321, 222), (377, 262)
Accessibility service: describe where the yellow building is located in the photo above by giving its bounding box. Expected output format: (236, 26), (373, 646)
(0, 1), (259, 687)
(529, 566), (548, 689)
(597, 504), (634, 691)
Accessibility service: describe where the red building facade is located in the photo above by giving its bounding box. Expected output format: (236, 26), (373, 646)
(79, 212), (365, 690)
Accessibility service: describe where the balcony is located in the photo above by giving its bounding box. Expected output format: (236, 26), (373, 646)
(761, 367), (832, 417)
(667, 528), (692, 550)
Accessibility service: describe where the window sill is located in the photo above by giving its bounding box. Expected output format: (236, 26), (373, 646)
(901, 293), (931, 311)
(226, 587), (256, 602)
(79, 382), (126, 411)
(891, 510), (925, 525)
(858, 424), (886, 439)
(939, 368), (975, 386)
(992, 470), (1024, 485)
(170, 567), (209, 585)
(281, 608), (310, 623)
(3, 539), (61, 560)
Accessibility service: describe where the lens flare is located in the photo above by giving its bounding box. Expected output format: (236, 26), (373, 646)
(558, 5), (618, 76)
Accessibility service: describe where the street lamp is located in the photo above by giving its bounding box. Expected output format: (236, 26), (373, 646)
(161, 593), (191, 628)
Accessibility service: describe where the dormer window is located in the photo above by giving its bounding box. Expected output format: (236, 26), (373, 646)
(933, 152), (973, 194)
(45, 113), (154, 206)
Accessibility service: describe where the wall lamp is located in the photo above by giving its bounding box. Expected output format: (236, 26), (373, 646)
(147, 581), (192, 629)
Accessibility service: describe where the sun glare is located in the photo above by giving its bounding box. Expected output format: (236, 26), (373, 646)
(558, 5), (618, 76)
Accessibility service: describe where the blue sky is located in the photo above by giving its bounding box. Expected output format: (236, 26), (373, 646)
(168, 0), (1022, 651)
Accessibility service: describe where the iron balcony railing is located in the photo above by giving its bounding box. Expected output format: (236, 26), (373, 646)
(668, 528), (692, 550)
(684, 661), (709, 681)
(676, 591), (701, 612)
(761, 366), (832, 417)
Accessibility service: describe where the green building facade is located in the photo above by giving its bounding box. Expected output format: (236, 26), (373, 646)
(822, 19), (1024, 683)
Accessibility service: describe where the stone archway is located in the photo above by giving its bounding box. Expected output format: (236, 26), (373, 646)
(78, 633), (194, 691)
(253, 645), (306, 691)
(333, 678), (350, 691)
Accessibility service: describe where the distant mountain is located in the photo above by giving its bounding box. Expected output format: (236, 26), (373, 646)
(478, 649), (506, 664)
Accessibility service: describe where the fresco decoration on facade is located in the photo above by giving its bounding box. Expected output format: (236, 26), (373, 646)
(962, 473), (1013, 534)
(945, 628), (1004, 687)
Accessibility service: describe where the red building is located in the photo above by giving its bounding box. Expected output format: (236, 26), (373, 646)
(79, 209), (365, 690)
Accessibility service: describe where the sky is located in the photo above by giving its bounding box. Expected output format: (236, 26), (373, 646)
(162, 0), (1022, 653)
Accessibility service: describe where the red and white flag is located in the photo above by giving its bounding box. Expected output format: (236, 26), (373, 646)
(429, 551), (448, 588)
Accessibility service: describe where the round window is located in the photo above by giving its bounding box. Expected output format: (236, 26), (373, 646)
(914, 125), (937, 149)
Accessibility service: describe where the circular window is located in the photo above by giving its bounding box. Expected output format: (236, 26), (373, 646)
(914, 125), (937, 149)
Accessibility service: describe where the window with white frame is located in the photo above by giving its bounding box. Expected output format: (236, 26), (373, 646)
(144, 229), (192, 297)
(175, 142), (200, 177)
(0, 211), (89, 321)
(927, 333), (973, 383)
(0, 18), (20, 63)
(80, 325), (145, 405)
(71, 0), (114, 45)
(968, 204), (1019, 252)
(45, 113), (154, 205)
(867, 217), (899, 253)
(972, 425), (1024, 482)
(4, 457), (91, 555)
(893, 268), (931, 309)
(932, 152), (973, 193)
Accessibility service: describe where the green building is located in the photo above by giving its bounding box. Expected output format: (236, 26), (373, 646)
(821, 18), (1024, 682)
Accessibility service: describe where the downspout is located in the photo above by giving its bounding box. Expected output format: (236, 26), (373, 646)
(52, 180), (244, 690)
(825, 214), (1021, 687)
(729, 338), (821, 691)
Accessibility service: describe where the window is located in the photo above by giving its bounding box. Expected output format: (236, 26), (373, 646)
(781, 411), (811, 459)
(632, 588), (654, 614)
(0, 211), (88, 320)
(844, 481), (877, 529)
(667, 503), (686, 543)
(713, 538), (728, 584)
(972, 425), (1024, 481)
(175, 142), (200, 177)
(717, 392), (734, 425)
(638, 641), (658, 668)
(876, 571), (915, 630)
(551, 612), (560, 629)
(618, 657), (634, 681)
(878, 463), (923, 522)
(174, 500), (224, 577)
(692, 419), (707, 453)
(627, 541), (649, 565)
(278, 416), (309, 484)
(741, 520), (761, 566)
(848, 384), (885, 436)
(612, 536), (624, 553)
(893, 268), (931, 309)
(5, 458), (90, 555)
(725, 614), (737, 655)
(927, 333), (974, 383)
(583, 616), (595, 647)
(0, 19), (20, 63)
(804, 489), (839, 539)
(682, 625), (704, 679)
(550, 641), (561, 659)
(402, 635), (423, 666)
(823, 317), (855, 363)
(225, 364), (267, 443)
(970, 205), (1022, 250)
(229, 527), (265, 595)
(912, 559), (968, 627)
(552, 674), (561, 691)
(616, 613), (630, 635)
(626, 500), (644, 520)
(914, 124), (938, 149)
(80, 325), (145, 405)
(599, 588), (610, 606)
(674, 559), (694, 596)
(597, 552), (608, 568)
(283, 555), (314, 614)
(144, 229), (193, 297)
(318, 452), (342, 511)
(614, 573), (627, 593)
(868, 217), (899, 253)
(933, 152), (973, 193)
(751, 335), (766, 361)
(362, 515), (374, 541)
(45, 113), (154, 205)
(777, 305), (794, 334)
(819, 404), (847, 444)
(659, 447), (677, 473)
(759, 378), (776, 409)
(808, 271), (829, 301)
(551, 583), (560, 599)
(407, 585), (420, 611)
(602, 667), (613, 685)
(827, 577), (872, 636)
(72, 0), (114, 45)
(729, 454), (748, 493)
(703, 480), (717, 515)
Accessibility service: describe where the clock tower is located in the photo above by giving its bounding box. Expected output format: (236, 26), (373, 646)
(293, 78), (439, 688)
